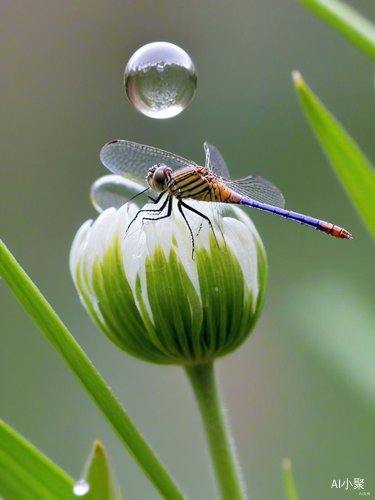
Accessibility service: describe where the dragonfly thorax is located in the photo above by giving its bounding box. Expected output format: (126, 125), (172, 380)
(146, 163), (173, 192)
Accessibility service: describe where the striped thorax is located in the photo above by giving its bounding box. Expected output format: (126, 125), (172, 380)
(147, 163), (241, 203)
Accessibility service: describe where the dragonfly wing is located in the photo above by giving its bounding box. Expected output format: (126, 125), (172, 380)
(203, 142), (231, 179)
(100, 140), (197, 185)
(225, 175), (286, 208)
(204, 142), (211, 171)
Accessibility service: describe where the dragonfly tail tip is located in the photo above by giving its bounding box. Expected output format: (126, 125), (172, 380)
(342, 229), (353, 240)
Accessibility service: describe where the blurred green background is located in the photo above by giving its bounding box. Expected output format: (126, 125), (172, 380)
(1, 0), (375, 498)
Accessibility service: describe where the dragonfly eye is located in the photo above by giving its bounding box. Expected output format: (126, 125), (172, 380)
(147, 165), (167, 192)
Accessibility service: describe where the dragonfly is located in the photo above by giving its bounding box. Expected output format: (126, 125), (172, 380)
(99, 139), (353, 248)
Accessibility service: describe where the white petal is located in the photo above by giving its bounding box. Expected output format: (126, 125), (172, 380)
(87, 207), (118, 262)
(224, 205), (263, 243)
(69, 219), (107, 325)
(121, 204), (147, 292)
(69, 219), (93, 285)
(80, 209), (116, 296)
(222, 216), (258, 302)
(171, 215), (200, 296)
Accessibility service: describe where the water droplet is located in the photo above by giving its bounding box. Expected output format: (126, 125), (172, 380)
(90, 175), (150, 213)
(124, 42), (197, 119)
(73, 480), (90, 496)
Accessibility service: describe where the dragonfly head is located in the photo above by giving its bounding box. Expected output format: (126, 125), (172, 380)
(146, 163), (172, 192)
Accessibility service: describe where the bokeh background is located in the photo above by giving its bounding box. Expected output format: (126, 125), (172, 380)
(1, 0), (375, 498)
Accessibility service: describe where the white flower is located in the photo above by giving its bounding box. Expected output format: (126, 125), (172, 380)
(70, 193), (267, 365)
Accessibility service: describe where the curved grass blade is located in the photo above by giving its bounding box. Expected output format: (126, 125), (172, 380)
(0, 420), (75, 500)
(295, 0), (375, 62)
(0, 240), (185, 500)
(293, 71), (375, 241)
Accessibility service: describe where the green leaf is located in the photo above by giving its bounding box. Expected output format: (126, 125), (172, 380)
(282, 459), (299, 500)
(293, 71), (375, 241)
(295, 0), (375, 62)
(0, 240), (185, 500)
(76, 440), (123, 500)
(0, 420), (75, 500)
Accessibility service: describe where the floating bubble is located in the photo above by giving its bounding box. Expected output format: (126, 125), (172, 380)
(90, 175), (151, 212)
(124, 42), (197, 119)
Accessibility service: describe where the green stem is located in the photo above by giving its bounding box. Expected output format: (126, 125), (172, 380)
(185, 361), (247, 500)
(0, 240), (185, 500)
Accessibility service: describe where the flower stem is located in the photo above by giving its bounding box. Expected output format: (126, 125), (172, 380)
(0, 239), (185, 500)
(185, 361), (247, 500)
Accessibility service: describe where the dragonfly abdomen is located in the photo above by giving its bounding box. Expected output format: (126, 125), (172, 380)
(240, 198), (353, 240)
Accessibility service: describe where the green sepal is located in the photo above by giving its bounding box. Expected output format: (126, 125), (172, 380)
(88, 234), (170, 363)
(195, 234), (256, 361)
(144, 244), (204, 364)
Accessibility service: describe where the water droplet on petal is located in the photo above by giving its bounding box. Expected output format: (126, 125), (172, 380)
(73, 480), (90, 496)
(90, 175), (150, 213)
(124, 42), (197, 119)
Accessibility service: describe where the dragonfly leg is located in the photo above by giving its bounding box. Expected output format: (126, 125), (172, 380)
(141, 196), (173, 225)
(148, 191), (165, 204)
(177, 200), (197, 259)
(178, 200), (220, 252)
(126, 187), (150, 204)
(126, 194), (170, 236)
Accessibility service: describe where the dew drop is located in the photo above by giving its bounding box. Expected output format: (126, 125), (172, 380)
(73, 479), (90, 496)
(124, 41), (197, 119)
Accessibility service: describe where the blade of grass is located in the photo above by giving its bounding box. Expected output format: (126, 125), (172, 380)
(0, 420), (75, 500)
(293, 71), (375, 241)
(78, 440), (124, 500)
(295, 0), (375, 62)
(0, 239), (185, 500)
(282, 459), (299, 500)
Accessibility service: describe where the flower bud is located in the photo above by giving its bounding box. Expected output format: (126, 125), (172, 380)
(70, 192), (267, 365)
